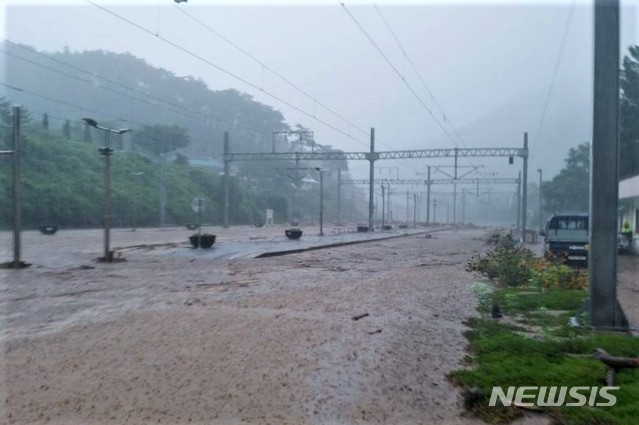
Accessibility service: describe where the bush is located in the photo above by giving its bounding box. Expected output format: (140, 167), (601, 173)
(530, 258), (588, 290)
(466, 247), (536, 287)
(467, 246), (588, 290)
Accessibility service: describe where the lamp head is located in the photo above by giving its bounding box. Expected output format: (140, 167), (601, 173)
(83, 117), (98, 127)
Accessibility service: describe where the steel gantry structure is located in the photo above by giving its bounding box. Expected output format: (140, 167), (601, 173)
(340, 177), (520, 226)
(223, 129), (529, 239)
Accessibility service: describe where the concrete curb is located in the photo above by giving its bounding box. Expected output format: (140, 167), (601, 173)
(254, 227), (452, 258)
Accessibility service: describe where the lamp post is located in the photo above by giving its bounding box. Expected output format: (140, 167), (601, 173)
(83, 118), (131, 262)
(537, 168), (543, 233)
(315, 168), (326, 236)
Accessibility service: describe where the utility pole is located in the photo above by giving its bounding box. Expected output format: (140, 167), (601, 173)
(453, 148), (458, 225)
(223, 132), (230, 228)
(368, 128), (376, 231)
(433, 198), (437, 223)
(521, 132), (529, 243)
(159, 152), (166, 227)
(590, 0), (627, 330)
(538, 168), (543, 232)
(461, 189), (466, 224)
(426, 165), (431, 224)
(381, 184), (386, 228)
(406, 190), (409, 224)
(12, 106), (22, 267)
(337, 168), (342, 223)
(83, 118), (131, 262)
(516, 171), (522, 232)
(387, 185), (392, 226)
(316, 168), (325, 236)
(413, 193), (417, 228)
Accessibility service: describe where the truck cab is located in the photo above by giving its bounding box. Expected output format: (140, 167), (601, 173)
(541, 214), (589, 265)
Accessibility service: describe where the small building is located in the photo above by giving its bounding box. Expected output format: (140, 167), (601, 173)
(619, 174), (639, 253)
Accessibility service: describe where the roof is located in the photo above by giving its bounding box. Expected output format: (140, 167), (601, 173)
(619, 175), (639, 199)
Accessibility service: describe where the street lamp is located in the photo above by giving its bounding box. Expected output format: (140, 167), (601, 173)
(537, 168), (543, 233)
(83, 118), (132, 262)
(315, 167), (326, 236)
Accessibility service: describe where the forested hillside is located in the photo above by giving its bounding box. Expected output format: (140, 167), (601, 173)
(0, 42), (360, 228)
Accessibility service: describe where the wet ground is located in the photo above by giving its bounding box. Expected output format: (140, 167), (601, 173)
(0, 224), (634, 425)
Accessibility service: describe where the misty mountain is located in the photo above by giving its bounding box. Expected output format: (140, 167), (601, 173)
(1, 41), (292, 159)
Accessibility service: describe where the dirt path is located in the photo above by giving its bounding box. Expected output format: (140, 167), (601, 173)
(1, 228), (520, 424)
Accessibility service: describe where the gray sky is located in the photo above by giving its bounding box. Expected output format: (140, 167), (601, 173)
(2, 0), (638, 180)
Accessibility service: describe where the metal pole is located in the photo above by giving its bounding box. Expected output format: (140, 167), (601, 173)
(104, 131), (112, 262)
(368, 128), (375, 231)
(426, 166), (431, 224)
(521, 132), (529, 243)
(433, 198), (437, 222)
(590, 0), (627, 330)
(453, 148), (458, 224)
(406, 190), (409, 224)
(381, 184), (386, 228)
(12, 106), (21, 267)
(413, 193), (417, 228)
(223, 132), (230, 228)
(517, 171), (521, 233)
(387, 185), (392, 226)
(462, 189), (466, 224)
(538, 169), (543, 232)
(318, 170), (324, 236)
(337, 168), (342, 223)
(159, 152), (166, 227)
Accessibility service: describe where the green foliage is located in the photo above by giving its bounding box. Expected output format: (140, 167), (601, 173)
(621, 45), (639, 179)
(493, 287), (586, 314)
(450, 316), (639, 425)
(133, 124), (190, 156)
(467, 245), (588, 291)
(466, 246), (536, 286)
(530, 258), (588, 290)
(458, 250), (638, 424)
(541, 142), (590, 214)
(0, 118), (290, 229)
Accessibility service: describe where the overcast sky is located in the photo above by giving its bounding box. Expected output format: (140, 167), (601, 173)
(2, 0), (638, 181)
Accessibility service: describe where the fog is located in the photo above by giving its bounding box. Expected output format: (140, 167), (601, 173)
(2, 0), (638, 181)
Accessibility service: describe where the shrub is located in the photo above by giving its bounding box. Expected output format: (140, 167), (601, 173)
(466, 247), (536, 287)
(530, 258), (588, 290)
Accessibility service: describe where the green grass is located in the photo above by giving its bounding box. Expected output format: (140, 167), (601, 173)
(450, 287), (639, 425)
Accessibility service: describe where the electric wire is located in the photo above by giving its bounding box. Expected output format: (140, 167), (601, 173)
(170, 2), (370, 139)
(86, 1), (423, 175)
(534, 0), (576, 145)
(5, 42), (269, 137)
(86, 0), (372, 149)
(339, 2), (457, 147)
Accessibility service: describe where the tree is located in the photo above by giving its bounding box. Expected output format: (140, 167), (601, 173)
(42, 113), (49, 131)
(133, 124), (190, 156)
(620, 45), (639, 179)
(541, 142), (590, 214)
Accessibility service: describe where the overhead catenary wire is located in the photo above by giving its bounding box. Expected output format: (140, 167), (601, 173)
(85, 0), (373, 151)
(371, 3), (494, 176)
(4, 43), (271, 137)
(533, 0), (576, 145)
(0, 82), (216, 151)
(339, 2), (457, 148)
(170, 2), (371, 140)
(86, 1), (423, 175)
(372, 3), (467, 147)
